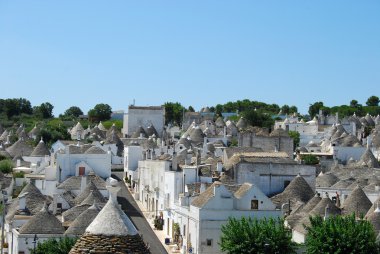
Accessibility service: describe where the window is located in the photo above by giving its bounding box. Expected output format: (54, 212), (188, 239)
(57, 203), (62, 209)
(183, 225), (186, 236)
(251, 199), (259, 210)
(206, 239), (213, 246)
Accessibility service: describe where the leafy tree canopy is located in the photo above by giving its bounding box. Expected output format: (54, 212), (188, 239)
(33, 237), (77, 254)
(242, 110), (274, 129)
(63, 106), (83, 118)
(305, 215), (379, 254)
(288, 131), (300, 150)
(88, 103), (112, 122)
(0, 159), (14, 174)
(220, 216), (296, 254)
(33, 102), (54, 119)
(366, 95), (380, 107)
(164, 102), (185, 126)
(0, 98), (33, 118)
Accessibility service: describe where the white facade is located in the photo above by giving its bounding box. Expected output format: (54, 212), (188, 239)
(166, 183), (282, 254)
(11, 230), (64, 254)
(56, 147), (111, 181)
(124, 145), (143, 182)
(138, 160), (172, 216)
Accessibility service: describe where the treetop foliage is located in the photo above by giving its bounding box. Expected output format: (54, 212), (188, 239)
(309, 95), (380, 118)
(305, 214), (379, 254)
(220, 216), (296, 254)
(33, 237), (77, 254)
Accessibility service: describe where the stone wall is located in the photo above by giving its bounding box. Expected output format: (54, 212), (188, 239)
(238, 133), (294, 158)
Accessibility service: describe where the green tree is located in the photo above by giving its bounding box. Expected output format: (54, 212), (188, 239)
(242, 110), (274, 129)
(366, 95), (380, 107)
(33, 237), (77, 254)
(350, 99), (359, 108)
(305, 215), (379, 254)
(289, 106), (298, 114)
(34, 102), (54, 119)
(308, 102), (324, 117)
(215, 104), (223, 116)
(220, 217), (296, 254)
(36, 119), (71, 146)
(288, 131), (300, 150)
(301, 154), (319, 165)
(164, 102), (185, 126)
(0, 159), (14, 174)
(63, 106), (83, 118)
(281, 105), (290, 114)
(0, 98), (33, 118)
(88, 103), (112, 122)
(188, 106), (195, 112)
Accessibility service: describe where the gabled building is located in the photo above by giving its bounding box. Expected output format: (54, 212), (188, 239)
(168, 182), (281, 254)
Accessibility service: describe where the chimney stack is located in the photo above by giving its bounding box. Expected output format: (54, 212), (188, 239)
(81, 175), (87, 192)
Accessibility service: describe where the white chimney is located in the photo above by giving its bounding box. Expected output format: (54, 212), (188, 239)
(19, 192), (27, 210)
(217, 162), (223, 172)
(107, 178), (121, 202)
(367, 136), (372, 148)
(200, 182), (207, 193)
(81, 176), (87, 192)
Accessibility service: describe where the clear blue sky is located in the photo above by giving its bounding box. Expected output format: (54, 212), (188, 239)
(1, 1), (379, 116)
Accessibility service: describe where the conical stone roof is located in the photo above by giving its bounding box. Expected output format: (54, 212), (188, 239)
(316, 172), (339, 188)
(6, 183), (49, 222)
(342, 185), (372, 216)
(146, 124), (158, 137)
(84, 146), (106, 154)
(131, 126), (148, 138)
(189, 126), (205, 144)
(97, 121), (107, 132)
(30, 139), (50, 157)
(65, 203), (101, 236)
(358, 148), (379, 168)
(271, 175), (314, 208)
(215, 117), (226, 128)
(80, 190), (106, 205)
(28, 125), (40, 137)
(0, 130), (9, 141)
(365, 114), (376, 126)
(19, 205), (65, 234)
(236, 117), (248, 129)
(85, 195), (138, 236)
(74, 181), (103, 205)
(367, 207), (380, 234)
(309, 197), (341, 217)
(6, 138), (34, 157)
(71, 122), (84, 135)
